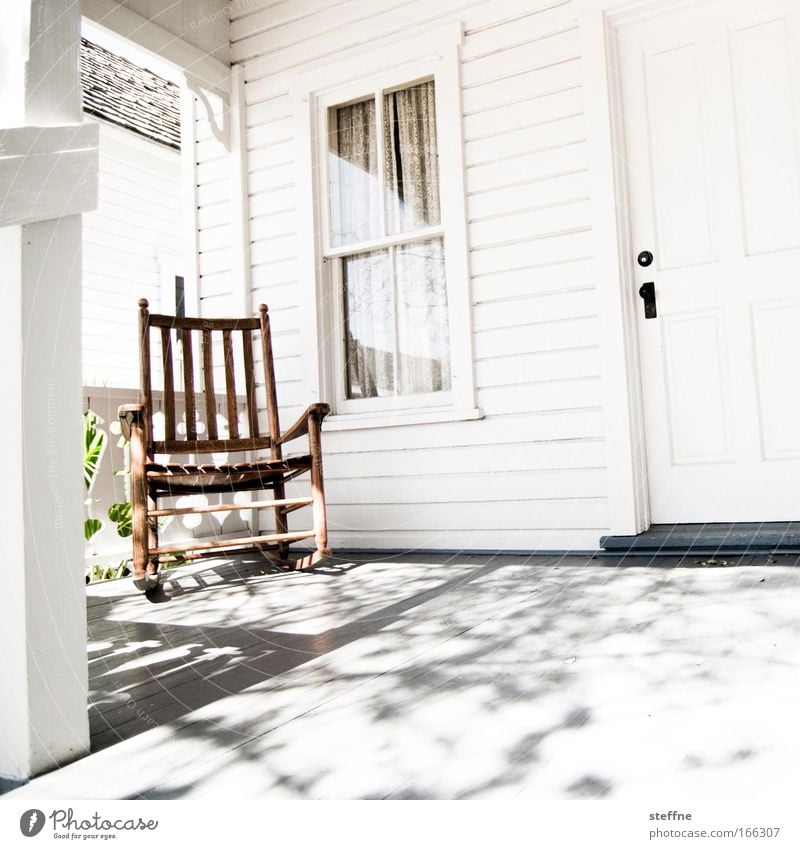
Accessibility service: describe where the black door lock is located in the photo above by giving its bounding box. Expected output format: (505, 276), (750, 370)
(637, 250), (654, 268)
(639, 281), (657, 319)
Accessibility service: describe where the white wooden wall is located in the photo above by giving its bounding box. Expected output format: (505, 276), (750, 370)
(227, 0), (608, 551)
(192, 91), (238, 317)
(82, 120), (182, 389)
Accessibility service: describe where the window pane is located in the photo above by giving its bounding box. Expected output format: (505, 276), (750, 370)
(384, 81), (441, 234)
(330, 98), (379, 246)
(395, 239), (450, 395)
(343, 250), (394, 398)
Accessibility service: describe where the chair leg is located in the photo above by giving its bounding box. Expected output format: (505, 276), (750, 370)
(129, 423), (148, 584)
(147, 487), (159, 580)
(129, 417), (158, 591)
(308, 419), (331, 559)
(273, 481), (289, 559)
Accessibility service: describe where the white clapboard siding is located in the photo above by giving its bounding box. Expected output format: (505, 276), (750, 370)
(82, 121), (181, 388)
(323, 467), (609, 503)
(193, 92), (237, 317)
(323, 528), (603, 552)
(473, 287), (597, 331)
(228, 0), (608, 550)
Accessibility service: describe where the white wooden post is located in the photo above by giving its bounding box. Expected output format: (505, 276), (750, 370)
(0, 0), (97, 784)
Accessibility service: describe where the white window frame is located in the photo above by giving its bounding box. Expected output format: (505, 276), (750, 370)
(292, 22), (480, 431)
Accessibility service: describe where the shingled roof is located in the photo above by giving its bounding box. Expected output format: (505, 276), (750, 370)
(80, 38), (181, 151)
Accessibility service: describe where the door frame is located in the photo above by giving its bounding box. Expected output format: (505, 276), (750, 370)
(575, 0), (716, 535)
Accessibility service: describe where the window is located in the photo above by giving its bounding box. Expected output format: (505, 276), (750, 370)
(326, 80), (452, 408)
(298, 24), (480, 427)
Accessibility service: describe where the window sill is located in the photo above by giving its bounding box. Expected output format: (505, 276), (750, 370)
(323, 406), (483, 432)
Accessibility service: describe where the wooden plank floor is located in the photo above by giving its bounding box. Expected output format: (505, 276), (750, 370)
(8, 550), (800, 799)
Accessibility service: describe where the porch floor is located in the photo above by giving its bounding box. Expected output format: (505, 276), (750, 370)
(8, 550), (800, 800)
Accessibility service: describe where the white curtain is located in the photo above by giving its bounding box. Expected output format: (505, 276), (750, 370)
(395, 239), (450, 395)
(384, 81), (441, 234)
(331, 98), (378, 246)
(343, 250), (394, 398)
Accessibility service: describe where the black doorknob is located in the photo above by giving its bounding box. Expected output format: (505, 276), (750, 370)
(637, 250), (654, 268)
(638, 281), (657, 319)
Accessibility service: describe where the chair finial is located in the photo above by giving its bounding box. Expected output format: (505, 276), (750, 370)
(139, 298), (149, 309)
(259, 304), (268, 314)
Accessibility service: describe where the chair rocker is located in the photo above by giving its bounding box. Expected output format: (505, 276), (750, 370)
(119, 298), (331, 591)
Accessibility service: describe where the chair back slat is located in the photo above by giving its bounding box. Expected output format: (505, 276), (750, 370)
(160, 326), (176, 442)
(222, 329), (239, 439)
(137, 300), (277, 455)
(259, 305), (282, 460)
(149, 315), (260, 331)
(139, 299), (153, 446)
(180, 328), (197, 440)
(242, 330), (259, 438)
(202, 328), (218, 440)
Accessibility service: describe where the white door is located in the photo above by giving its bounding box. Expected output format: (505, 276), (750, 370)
(619, 0), (800, 523)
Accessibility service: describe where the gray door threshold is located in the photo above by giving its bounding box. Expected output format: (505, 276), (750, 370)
(599, 522), (800, 554)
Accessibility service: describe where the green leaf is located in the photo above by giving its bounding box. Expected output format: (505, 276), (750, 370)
(83, 410), (108, 491)
(84, 517), (103, 542)
(108, 502), (133, 538)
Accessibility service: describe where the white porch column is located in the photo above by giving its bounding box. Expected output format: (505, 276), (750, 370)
(0, 0), (94, 783)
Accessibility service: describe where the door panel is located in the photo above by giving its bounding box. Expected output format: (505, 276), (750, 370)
(646, 41), (716, 268)
(730, 15), (800, 255)
(661, 311), (732, 465)
(751, 300), (800, 459)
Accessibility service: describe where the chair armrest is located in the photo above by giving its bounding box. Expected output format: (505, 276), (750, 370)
(118, 404), (145, 442)
(277, 403), (330, 445)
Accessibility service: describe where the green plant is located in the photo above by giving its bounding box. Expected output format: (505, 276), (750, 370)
(83, 410), (107, 545)
(84, 518), (103, 541)
(86, 424), (187, 581)
(107, 501), (132, 537)
(86, 560), (130, 584)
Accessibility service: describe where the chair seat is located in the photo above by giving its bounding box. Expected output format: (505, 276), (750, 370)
(146, 455), (312, 495)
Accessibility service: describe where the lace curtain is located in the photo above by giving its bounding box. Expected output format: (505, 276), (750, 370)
(383, 81), (441, 234)
(331, 81), (449, 400)
(331, 98), (378, 245)
(343, 239), (450, 399)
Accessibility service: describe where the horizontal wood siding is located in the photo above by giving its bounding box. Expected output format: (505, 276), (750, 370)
(83, 121), (181, 389)
(230, 0), (608, 551)
(194, 93), (238, 317)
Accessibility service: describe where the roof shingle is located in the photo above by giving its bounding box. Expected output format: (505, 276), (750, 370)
(80, 38), (181, 151)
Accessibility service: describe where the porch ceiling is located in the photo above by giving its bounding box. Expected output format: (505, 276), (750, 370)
(7, 551), (800, 800)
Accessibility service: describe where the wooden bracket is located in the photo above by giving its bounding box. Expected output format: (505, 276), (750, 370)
(185, 74), (230, 150)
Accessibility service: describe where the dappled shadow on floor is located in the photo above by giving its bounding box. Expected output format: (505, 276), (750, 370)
(87, 551), (511, 750)
(74, 551), (800, 800)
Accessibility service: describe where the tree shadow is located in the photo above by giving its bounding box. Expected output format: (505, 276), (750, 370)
(78, 552), (800, 800)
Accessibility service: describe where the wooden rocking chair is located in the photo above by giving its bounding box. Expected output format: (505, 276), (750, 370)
(119, 298), (331, 592)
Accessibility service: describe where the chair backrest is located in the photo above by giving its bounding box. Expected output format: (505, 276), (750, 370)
(137, 298), (281, 457)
